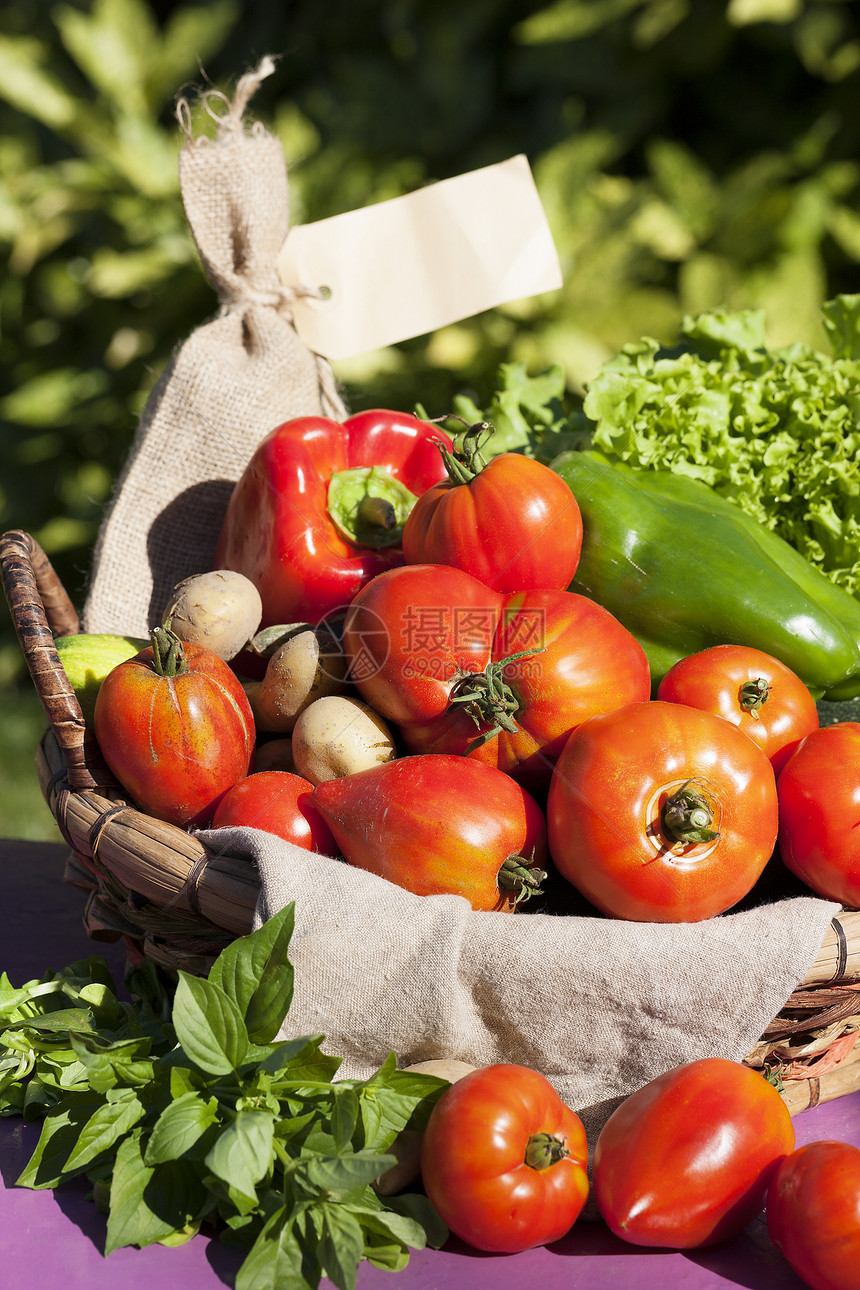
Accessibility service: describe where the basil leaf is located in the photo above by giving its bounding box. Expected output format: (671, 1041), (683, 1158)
(16, 1095), (105, 1188)
(172, 972), (249, 1075)
(63, 1088), (144, 1172)
(257, 1034), (334, 1078)
(209, 902), (295, 1044)
(144, 1090), (219, 1165)
(358, 1060), (448, 1149)
(303, 1150), (396, 1194)
(69, 1032), (153, 1094)
(105, 1133), (177, 1255)
(235, 1205), (315, 1290)
(363, 1240), (410, 1272)
(330, 1087), (359, 1150)
(169, 1065), (201, 1098)
(7, 1008), (96, 1035)
(21, 1077), (61, 1118)
(204, 1109), (275, 1200)
(386, 1191), (450, 1249)
(350, 1203), (428, 1250)
(317, 1202), (364, 1290)
(146, 1158), (212, 1229)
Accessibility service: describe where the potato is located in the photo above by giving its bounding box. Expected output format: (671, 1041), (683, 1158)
(374, 1060), (477, 1196)
(251, 737), (296, 774)
(403, 1059), (478, 1082)
(371, 1131), (424, 1198)
(163, 570), (262, 661)
(249, 623), (352, 733)
(291, 696), (396, 785)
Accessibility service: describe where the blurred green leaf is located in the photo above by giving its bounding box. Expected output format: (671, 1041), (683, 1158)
(54, 0), (158, 116)
(0, 35), (77, 128)
(150, 1), (240, 109)
(516, 0), (644, 43)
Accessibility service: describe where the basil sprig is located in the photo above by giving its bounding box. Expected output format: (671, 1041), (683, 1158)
(0, 905), (448, 1288)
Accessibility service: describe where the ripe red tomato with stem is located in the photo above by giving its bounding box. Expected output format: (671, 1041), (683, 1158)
(593, 1057), (795, 1248)
(343, 563), (650, 795)
(547, 700), (778, 922)
(211, 770), (338, 856)
(656, 644), (819, 776)
(777, 722), (860, 905)
(311, 754), (548, 911)
(402, 418), (582, 592)
(420, 1063), (589, 1253)
(94, 626), (254, 828)
(767, 1140), (860, 1290)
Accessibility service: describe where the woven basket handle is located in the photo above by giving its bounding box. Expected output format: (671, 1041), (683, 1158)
(1, 529), (116, 791)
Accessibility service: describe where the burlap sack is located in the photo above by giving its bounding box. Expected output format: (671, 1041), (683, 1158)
(83, 57), (346, 639)
(81, 59), (840, 1153)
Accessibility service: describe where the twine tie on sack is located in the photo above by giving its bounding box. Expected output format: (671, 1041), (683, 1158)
(176, 54), (280, 148)
(217, 276), (348, 423)
(219, 280), (325, 313)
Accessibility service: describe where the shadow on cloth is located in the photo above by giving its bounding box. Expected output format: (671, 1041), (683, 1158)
(146, 479), (236, 627)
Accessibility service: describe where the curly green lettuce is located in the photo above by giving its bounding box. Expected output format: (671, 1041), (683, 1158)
(582, 295), (860, 597)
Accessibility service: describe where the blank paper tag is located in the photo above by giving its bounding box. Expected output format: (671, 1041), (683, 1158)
(277, 155), (562, 361)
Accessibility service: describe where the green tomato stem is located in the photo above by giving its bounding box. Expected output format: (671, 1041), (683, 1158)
(738, 677), (771, 718)
(150, 624), (188, 677)
(524, 1131), (569, 1171)
(435, 417), (495, 485)
(661, 780), (720, 845)
(448, 648), (545, 748)
(497, 855), (548, 907)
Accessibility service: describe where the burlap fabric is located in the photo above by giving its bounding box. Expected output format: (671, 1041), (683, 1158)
(214, 826), (836, 1151)
(81, 59), (840, 1154)
(83, 58), (345, 639)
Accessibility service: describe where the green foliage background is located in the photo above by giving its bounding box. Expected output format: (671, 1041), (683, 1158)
(2, 0), (860, 837)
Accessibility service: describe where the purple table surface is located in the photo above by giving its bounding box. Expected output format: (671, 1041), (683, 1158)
(2, 837), (858, 1290)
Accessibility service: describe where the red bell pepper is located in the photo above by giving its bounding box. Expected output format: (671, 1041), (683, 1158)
(215, 410), (449, 626)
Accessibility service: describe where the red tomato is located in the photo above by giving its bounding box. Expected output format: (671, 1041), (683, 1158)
(421, 1064), (589, 1253)
(211, 771), (338, 856)
(342, 564), (650, 795)
(767, 1140), (860, 1290)
(593, 1058), (795, 1248)
(777, 722), (860, 906)
(402, 420), (582, 592)
(311, 754), (548, 911)
(94, 627), (254, 828)
(547, 700), (778, 921)
(656, 644), (819, 776)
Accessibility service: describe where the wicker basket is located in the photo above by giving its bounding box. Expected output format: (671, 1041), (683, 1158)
(3, 527), (860, 1113)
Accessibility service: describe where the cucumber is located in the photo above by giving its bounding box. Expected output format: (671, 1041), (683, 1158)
(55, 632), (148, 724)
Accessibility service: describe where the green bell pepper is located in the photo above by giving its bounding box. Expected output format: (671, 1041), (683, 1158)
(551, 450), (860, 701)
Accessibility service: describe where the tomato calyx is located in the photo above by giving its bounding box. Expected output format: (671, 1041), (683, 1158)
(738, 677), (771, 718)
(660, 780), (721, 845)
(433, 416), (495, 485)
(524, 1131), (570, 1171)
(327, 465), (419, 550)
(150, 624), (188, 678)
(497, 853), (548, 906)
(448, 649), (543, 749)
